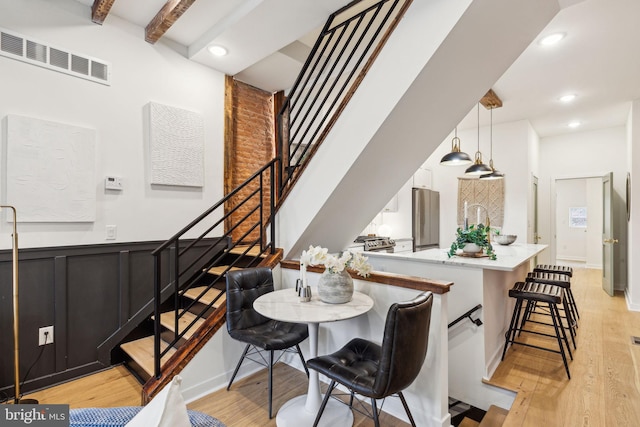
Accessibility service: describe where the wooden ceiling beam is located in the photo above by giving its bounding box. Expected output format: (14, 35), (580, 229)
(91, 0), (116, 25)
(480, 89), (503, 109)
(145, 0), (197, 44)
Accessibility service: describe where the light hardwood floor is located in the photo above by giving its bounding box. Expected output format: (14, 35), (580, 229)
(488, 267), (640, 426)
(25, 363), (409, 426)
(24, 268), (640, 426)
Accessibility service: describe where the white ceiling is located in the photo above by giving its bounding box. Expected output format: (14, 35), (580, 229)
(458, 0), (640, 137)
(77, 0), (640, 138)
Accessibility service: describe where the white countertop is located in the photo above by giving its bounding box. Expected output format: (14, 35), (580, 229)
(363, 243), (548, 271)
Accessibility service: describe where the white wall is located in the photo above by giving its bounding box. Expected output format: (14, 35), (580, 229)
(527, 123), (540, 243)
(362, 176), (415, 240)
(538, 126), (627, 289)
(628, 100), (640, 310)
(0, 0), (225, 249)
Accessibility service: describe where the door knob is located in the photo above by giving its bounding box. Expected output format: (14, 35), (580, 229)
(603, 238), (619, 244)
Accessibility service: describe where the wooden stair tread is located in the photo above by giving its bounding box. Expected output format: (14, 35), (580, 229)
(182, 286), (227, 307)
(157, 311), (205, 339)
(120, 336), (175, 378)
(206, 265), (241, 275)
(228, 245), (263, 257)
(479, 405), (509, 427)
(459, 417), (481, 427)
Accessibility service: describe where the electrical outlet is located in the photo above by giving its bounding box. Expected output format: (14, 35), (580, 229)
(39, 326), (54, 346)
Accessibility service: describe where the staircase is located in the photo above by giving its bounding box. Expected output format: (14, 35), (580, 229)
(114, 0), (413, 402)
(99, 157), (283, 402)
(118, 245), (265, 384)
(457, 405), (509, 427)
(276, 0), (563, 257)
(113, 0), (563, 407)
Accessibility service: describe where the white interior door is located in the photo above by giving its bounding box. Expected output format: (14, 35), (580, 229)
(602, 172), (615, 296)
(532, 175), (540, 266)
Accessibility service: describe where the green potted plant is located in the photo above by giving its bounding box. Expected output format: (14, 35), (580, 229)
(447, 224), (496, 260)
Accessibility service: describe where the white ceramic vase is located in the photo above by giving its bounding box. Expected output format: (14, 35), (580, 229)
(317, 269), (354, 304)
(462, 243), (482, 254)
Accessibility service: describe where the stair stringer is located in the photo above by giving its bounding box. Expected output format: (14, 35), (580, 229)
(277, 0), (564, 258)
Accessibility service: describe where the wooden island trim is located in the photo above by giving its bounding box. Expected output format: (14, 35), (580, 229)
(280, 259), (452, 294)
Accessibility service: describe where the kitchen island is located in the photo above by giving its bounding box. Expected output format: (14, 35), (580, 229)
(361, 243), (547, 412)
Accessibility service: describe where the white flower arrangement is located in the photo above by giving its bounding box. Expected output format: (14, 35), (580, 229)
(300, 245), (372, 277)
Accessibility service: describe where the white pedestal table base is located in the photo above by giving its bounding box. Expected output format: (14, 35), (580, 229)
(276, 395), (353, 427)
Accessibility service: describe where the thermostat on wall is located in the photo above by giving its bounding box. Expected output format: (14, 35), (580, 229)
(105, 176), (123, 191)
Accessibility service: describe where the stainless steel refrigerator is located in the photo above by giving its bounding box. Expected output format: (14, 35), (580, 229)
(412, 188), (440, 251)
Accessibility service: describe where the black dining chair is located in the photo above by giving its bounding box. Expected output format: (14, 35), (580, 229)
(307, 291), (434, 427)
(225, 267), (309, 419)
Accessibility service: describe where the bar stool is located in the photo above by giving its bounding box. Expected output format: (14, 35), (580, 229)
(533, 264), (574, 278)
(533, 264), (579, 319)
(525, 271), (578, 349)
(502, 281), (572, 379)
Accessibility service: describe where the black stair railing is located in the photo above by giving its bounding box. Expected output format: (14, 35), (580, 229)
(276, 0), (412, 197)
(150, 158), (279, 378)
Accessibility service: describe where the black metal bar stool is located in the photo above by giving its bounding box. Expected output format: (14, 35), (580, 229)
(533, 264), (574, 277)
(524, 271), (578, 349)
(502, 281), (572, 379)
(533, 264), (579, 319)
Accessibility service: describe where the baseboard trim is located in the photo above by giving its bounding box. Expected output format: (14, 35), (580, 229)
(0, 362), (105, 399)
(182, 363), (263, 404)
(625, 289), (640, 312)
(555, 257), (586, 262)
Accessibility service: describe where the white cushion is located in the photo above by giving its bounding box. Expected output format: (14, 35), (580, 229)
(125, 375), (191, 427)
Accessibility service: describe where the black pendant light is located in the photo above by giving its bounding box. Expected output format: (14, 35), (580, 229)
(465, 103), (492, 176)
(480, 105), (504, 180)
(440, 127), (472, 166)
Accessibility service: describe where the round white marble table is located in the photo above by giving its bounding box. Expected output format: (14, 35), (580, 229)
(254, 288), (374, 427)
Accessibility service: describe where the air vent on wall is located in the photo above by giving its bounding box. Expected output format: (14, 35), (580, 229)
(0, 27), (111, 85)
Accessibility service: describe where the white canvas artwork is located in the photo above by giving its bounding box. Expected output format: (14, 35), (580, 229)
(4, 114), (96, 222)
(148, 102), (204, 187)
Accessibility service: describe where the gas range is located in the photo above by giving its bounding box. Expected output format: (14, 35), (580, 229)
(353, 235), (396, 252)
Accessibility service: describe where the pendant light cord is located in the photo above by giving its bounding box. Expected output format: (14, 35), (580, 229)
(476, 103), (480, 153)
(490, 106), (493, 160)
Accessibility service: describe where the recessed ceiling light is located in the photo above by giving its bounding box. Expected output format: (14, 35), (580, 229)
(539, 32), (565, 46)
(207, 45), (228, 57)
(568, 121), (581, 128)
(559, 94), (577, 103)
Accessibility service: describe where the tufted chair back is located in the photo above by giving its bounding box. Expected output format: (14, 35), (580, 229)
(225, 267), (274, 334)
(373, 291), (433, 398)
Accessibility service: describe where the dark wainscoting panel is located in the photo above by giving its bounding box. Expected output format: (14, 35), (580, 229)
(66, 252), (121, 368)
(0, 239), (223, 399)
